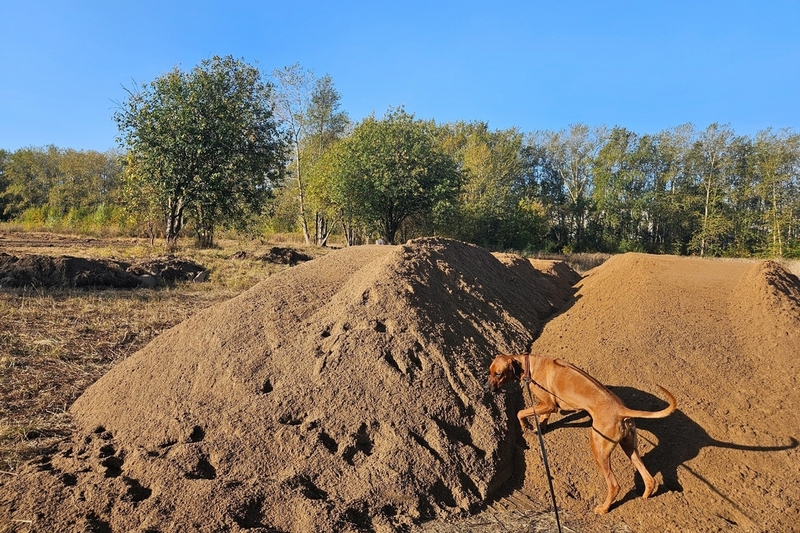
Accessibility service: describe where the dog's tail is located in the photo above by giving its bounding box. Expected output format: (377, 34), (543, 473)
(623, 385), (677, 419)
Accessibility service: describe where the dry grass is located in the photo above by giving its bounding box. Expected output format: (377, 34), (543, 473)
(0, 231), (329, 471)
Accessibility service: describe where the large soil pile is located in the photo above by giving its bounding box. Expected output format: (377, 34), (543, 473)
(517, 253), (800, 533)
(0, 238), (571, 532)
(2, 244), (798, 533)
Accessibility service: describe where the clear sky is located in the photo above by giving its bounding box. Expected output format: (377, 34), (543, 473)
(1, 1), (798, 152)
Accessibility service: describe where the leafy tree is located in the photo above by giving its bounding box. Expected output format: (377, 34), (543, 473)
(272, 66), (349, 246)
(115, 55), (286, 247)
(303, 74), (350, 245)
(0, 149), (10, 220)
(0, 146), (123, 226)
(437, 122), (546, 250)
(1, 146), (57, 218)
(318, 108), (461, 244)
(688, 123), (735, 256)
(305, 74), (350, 159)
(751, 129), (800, 256)
(48, 148), (120, 213)
(591, 127), (646, 251)
(530, 124), (606, 252)
(272, 64), (315, 244)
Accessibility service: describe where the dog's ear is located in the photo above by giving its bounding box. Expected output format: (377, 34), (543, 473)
(511, 359), (523, 379)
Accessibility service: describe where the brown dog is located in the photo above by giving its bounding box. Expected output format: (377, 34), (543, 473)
(487, 354), (676, 515)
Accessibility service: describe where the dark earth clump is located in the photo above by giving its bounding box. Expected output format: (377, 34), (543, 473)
(0, 253), (206, 288)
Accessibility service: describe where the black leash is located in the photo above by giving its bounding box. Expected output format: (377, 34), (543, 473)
(522, 356), (563, 533)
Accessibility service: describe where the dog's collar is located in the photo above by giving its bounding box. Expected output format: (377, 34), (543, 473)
(522, 353), (532, 383)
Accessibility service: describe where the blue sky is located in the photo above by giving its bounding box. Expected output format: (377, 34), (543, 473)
(1, 1), (798, 152)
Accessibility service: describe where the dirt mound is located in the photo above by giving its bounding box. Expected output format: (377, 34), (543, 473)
(527, 258), (583, 289)
(0, 253), (139, 288)
(493, 254), (580, 312)
(523, 253), (799, 532)
(229, 246), (314, 265)
(0, 238), (574, 532)
(127, 256), (206, 284)
(0, 253), (206, 288)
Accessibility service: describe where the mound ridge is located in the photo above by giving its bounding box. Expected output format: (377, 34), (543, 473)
(1, 238), (573, 533)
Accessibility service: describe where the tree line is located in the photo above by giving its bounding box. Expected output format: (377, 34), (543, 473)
(1, 56), (798, 257)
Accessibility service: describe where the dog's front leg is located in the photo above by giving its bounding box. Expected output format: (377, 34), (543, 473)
(517, 401), (556, 432)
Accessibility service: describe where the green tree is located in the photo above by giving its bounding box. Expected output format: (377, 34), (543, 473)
(0, 149), (10, 220)
(272, 64), (315, 244)
(531, 124), (606, 252)
(687, 123), (735, 256)
(752, 129), (800, 256)
(272, 66), (349, 246)
(305, 74), (350, 160)
(1, 146), (124, 226)
(436, 122), (545, 249)
(320, 108), (461, 244)
(591, 127), (646, 251)
(48, 148), (120, 213)
(1, 146), (57, 218)
(303, 74), (349, 245)
(115, 55), (286, 247)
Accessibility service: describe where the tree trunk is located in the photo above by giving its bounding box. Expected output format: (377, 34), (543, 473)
(166, 196), (185, 247)
(772, 178), (782, 256)
(294, 139), (311, 245)
(701, 179), (711, 257)
(315, 211), (333, 247)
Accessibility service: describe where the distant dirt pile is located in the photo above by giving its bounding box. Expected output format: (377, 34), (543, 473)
(229, 246), (314, 265)
(0, 238), (576, 532)
(0, 253), (205, 288)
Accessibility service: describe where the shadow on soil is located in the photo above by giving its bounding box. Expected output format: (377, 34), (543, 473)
(609, 386), (798, 514)
(483, 385), (797, 519)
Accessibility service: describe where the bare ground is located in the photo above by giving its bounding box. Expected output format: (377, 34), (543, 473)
(1, 237), (798, 532)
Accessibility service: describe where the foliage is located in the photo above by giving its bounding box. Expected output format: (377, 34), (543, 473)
(14, 204), (131, 235)
(115, 55), (286, 247)
(0, 146), (123, 223)
(310, 108), (460, 244)
(271, 65), (349, 245)
(3, 55), (800, 257)
(436, 122), (548, 250)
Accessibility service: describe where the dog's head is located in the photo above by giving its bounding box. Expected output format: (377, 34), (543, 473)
(486, 355), (522, 392)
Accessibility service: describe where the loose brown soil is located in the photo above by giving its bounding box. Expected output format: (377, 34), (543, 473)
(1, 239), (798, 532)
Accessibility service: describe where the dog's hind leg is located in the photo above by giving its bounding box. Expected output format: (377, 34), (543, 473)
(619, 420), (657, 499)
(590, 428), (620, 515)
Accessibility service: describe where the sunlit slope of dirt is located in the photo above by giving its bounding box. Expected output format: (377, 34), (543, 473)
(525, 253), (799, 533)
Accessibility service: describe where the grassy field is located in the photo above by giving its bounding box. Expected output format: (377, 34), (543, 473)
(0, 231), (330, 472)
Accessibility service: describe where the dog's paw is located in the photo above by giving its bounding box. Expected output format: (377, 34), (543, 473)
(593, 504), (610, 515)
